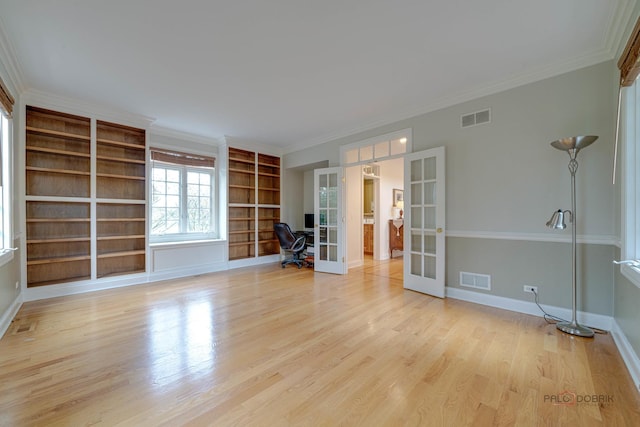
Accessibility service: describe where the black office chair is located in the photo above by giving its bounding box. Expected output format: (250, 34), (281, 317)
(274, 223), (307, 269)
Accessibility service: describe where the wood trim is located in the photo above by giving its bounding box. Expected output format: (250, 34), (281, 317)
(151, 148), (215, 168)
(0, 75), (14, 116)
(619, 16), (640, 86)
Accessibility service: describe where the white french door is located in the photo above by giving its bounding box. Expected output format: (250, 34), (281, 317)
(314, 167), (346, 274)
(403, 147), (446, 297)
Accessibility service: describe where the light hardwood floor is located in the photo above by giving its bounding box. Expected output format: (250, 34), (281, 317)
(1, 259), (639, 426)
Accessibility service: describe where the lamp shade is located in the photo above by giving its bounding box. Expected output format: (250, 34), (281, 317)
(550, 136), (598, 154)
(546, 209), (567, 229)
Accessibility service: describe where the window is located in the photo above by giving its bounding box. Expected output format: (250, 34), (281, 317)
(150, 148), (216, 242)
(341, 128), (411, 166)
(0, 113), (13, 265)
(621, 77), (640, 288)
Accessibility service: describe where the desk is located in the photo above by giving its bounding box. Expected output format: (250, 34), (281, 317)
(295, 230), (314, 246)
(295, 231), (315, 267)
(389, 219), (403, 258)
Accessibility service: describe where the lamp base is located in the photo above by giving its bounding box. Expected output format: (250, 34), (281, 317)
(556, 321), (594, 338)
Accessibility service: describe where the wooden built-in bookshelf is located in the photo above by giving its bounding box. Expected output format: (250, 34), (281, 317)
(96, 120), (146, 200)
(25, 106), (147, 287)
(96, 203), (146, 278)
(26, 201), (91, 287)
(228, 147), (280, 261)
(26, 106), (91, 198)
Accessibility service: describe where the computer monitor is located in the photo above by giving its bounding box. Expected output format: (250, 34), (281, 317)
(304, 213), (314, 229)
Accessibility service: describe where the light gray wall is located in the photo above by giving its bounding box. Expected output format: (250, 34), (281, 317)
(447, 237), (614, 315)
(284, 60), (618, 317)
(287, 61), (617, 237)
(281, 168), (304, 230)
(303, 170), (314, 215)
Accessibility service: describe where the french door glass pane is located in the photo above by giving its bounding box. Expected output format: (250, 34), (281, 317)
(329, 228), (337, 243)
(411, 254), (421, 276)
(329, 189), (337, 208)
(328, 209), (337, 225)
(411, 231), (422, 252)
(319, 209), (327, 226)
(329, 245), (338, 261)
(411, 183), (422, 205)
(424, 255), (436, 279)
(410, 160), (422, 181)
(424, 232), (436, 254)
(424, 157), (436, 180)
(329, 173), (338, 188)
(424, 207), (436, 229)
(411, 207), (421, 228)
(424, 182), (436, 205)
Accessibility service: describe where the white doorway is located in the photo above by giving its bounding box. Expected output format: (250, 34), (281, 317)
(345, 157), (404, 268)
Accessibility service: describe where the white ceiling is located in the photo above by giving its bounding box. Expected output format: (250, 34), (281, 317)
(0, 1), (634, 151)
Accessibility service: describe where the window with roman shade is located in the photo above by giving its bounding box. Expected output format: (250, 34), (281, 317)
(150, 148), (217, 241)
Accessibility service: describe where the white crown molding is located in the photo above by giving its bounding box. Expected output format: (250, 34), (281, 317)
(612, 0), (640, 58)
(446, 230), (618, 246)
(225, 136), (283, 157)
(149, 125), (224, 147)
(284, 0), (636, 156)
(0, 15), (27, 94)
(285, 50), (614, 155)
(21, 89), (155, 129)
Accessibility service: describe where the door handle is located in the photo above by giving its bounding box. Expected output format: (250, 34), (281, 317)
(436, 228), (443, 233)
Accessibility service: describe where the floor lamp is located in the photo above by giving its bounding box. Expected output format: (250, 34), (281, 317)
(546, 135), (598, 338)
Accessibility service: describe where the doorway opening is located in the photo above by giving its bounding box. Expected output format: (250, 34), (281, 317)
(345, 157), (404, 270)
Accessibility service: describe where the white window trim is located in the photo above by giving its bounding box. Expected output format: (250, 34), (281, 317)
(621, 79), (640, 289)
(150, 161), (217, 243)
(0, 114), (13, 267)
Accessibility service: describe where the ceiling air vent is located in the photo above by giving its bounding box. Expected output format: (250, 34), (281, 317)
(460, 271), (491, 291)
(461, 108), (491, 128)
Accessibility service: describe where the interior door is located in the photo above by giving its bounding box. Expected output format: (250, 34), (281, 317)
(314, 167), (346, 274)
(403, 147), (446, 297)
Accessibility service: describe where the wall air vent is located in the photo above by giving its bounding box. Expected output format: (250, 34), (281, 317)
(460, 271), (491, 291)
(461, 108), (491, 128)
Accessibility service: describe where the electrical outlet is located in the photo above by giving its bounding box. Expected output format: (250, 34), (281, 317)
(523, 285), (538, 294)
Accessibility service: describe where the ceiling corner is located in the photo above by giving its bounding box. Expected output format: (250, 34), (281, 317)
(0, 15), (27, 95)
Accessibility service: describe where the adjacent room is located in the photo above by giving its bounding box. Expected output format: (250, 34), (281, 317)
(1, 1), (640, 425)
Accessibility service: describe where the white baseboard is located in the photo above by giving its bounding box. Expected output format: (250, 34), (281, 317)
(611, 320), (640, 393)
(0, 293), (23, 339)
(24, 272), (151, 302)
(348, 259), (364, 269)
(228, 255), (280, 270)
(445, 286), (613, 331)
